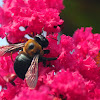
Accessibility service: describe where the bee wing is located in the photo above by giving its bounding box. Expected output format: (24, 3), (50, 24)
(25, 55), (39, 89)
(0, 43), (25, 56)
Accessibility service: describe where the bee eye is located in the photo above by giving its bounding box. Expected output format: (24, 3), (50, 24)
(28, 43), (34, 50)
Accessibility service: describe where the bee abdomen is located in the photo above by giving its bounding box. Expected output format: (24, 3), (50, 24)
(14, 54), (32, 80)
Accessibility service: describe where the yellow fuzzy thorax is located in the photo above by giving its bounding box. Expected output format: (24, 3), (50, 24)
(23, 39), (44, 57)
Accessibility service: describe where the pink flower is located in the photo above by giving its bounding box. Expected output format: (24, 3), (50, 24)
(94, 88), (100, 100)
(0, 28), (6, 38)
(0, 0), (64, 43)
(73, 27), (94, 45)
(13, 87), (53, 100)
(73, 27), (99, 58)
(77, 55), (100, 81)
(1, 1), (100, 100)
(0, 53), (17, 73)
(93, 33), (100, 49)
(0, 77), (25, 100)
(47, 69), (88, 100)
(57, 34), (77, 70)
(1, 27), (100, 99)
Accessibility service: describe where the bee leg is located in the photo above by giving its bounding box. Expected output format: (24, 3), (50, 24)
(43, 50), (50, 54)
(3, 74), (17, 86)
(43, 60), (46, 66)
(39, 56), (58, 66)
(44, 57), (58, 61)
(40, 56), (58, 61)
(9, 75), (17, 86)
(11, 52), (14, 62)
(10, 81), (16, 86)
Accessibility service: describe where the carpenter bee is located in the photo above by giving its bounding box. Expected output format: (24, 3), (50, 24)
(0, 34), (57, 89)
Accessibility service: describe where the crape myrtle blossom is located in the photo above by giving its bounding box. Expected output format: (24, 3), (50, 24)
(0, 0), (100, 100)
(0, 0), (64, 43)
(0, 27), (100, 100)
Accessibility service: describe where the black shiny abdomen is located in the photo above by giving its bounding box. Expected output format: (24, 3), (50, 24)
(14, 53), (32, 80)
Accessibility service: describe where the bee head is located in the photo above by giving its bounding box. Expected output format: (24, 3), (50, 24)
(34, 34), (49, 48)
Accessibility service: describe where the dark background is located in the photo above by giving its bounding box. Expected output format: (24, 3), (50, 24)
(60, 0), (100, 36)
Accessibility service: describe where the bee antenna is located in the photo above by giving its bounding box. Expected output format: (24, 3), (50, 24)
(47, 37), (58, 41)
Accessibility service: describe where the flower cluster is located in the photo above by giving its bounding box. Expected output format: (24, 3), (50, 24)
(0, 27), (100, 100)
(0, 0), (100, 100)
(0, 0), (64, 43)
